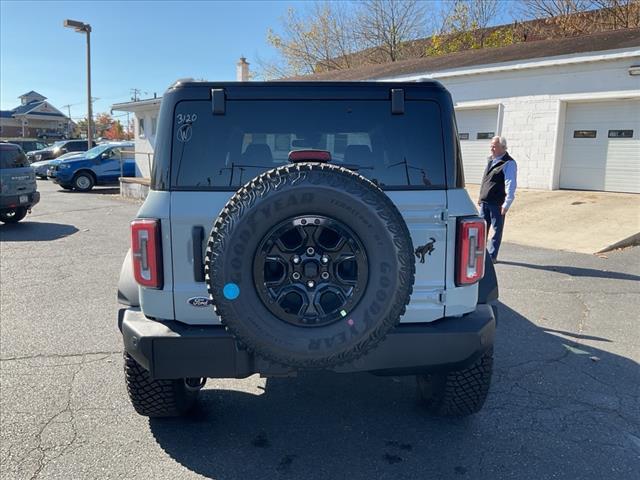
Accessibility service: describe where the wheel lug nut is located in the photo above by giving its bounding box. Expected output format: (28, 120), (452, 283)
(306, 247), (315, 256)
(292, 272), (301, 280)
(321, 272), (329, 280)
(292, 255), (300, 264)
(321, 256), (329, 264)
(307, 280), (315, 288)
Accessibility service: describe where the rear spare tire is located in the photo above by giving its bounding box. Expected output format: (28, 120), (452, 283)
(205, 163), (415, 369)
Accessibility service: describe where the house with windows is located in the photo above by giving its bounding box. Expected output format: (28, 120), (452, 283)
(111, 95), (161, 178)
(0, 91), (72, 139)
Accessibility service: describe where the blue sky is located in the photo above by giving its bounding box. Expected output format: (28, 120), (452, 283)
(1, 0), (513, 121)
(0, 0), (312, 119)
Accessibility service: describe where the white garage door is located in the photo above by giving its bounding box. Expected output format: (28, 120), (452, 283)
(455, 107), (498, 183)
(560, 100), (640, 193)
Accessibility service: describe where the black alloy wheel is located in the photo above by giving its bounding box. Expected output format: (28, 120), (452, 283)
(254, 215), (368, 328)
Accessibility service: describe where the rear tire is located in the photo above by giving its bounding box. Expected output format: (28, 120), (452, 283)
(416, 348), (493, 417)
(0, 207), (28, 224)
(123, 353), (204, 417)
(73, 172), (95, 192)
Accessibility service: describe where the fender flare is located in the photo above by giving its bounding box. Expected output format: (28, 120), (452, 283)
(478, 254), (498, 304)
(117, 249), (140, 307)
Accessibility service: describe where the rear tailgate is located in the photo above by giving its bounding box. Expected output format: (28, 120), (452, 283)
(167, 87), (452, 325)
(170, 189), (448, 325)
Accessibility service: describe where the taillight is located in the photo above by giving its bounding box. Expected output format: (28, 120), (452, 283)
(131, 218), (163, 289)
(456, 217), (486, 286)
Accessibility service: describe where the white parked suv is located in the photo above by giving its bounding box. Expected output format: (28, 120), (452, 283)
(117, 81), (498, 418)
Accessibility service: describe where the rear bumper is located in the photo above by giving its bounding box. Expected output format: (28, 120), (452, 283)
(119, 305), (496, 379)
(0, 191), (40, 210)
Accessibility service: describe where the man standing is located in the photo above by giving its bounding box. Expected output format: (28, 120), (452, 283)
(478, 136), (517, 263)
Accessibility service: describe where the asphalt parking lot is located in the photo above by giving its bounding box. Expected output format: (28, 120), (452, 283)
(1, 180), (639, 480)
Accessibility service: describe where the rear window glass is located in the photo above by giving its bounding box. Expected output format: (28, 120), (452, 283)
(171, 100), (445, 190)
(0, 147), (29, 169)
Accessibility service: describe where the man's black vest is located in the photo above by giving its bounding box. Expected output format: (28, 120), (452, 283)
(479, 153), (514, 206)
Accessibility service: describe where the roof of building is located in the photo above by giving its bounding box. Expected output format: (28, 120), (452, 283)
(111, 97), (162, 111)
(11, 101), (44, 115)
(19, 91), (45, 99)
(3, 100), (66, 118)
(290, 28), (640, 81)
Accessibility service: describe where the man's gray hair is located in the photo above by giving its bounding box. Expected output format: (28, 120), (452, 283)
(492, 136), (507, 149)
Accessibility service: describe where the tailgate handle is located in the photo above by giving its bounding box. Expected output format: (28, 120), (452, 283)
(192, 226), (205, 282)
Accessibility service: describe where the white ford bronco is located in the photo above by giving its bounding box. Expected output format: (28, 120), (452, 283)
(117, 81), (498, 418)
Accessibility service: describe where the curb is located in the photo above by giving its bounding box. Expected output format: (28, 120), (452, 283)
(596, 232), (640, 254)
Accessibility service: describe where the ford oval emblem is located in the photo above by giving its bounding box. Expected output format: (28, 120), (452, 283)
(188, 297), (211, 307)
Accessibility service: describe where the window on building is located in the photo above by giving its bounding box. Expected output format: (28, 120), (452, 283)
(476, 132), (494, 140)
(139, 118), (145, 138)
(573, 130), (597, 139)
(608, 129), (633, 138)
(458, 133), (469, 140)
(151, 117), (157, 136)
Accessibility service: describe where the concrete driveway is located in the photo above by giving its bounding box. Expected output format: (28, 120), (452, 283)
(1, 180), (639, 480)
(466, 184), (640, 254)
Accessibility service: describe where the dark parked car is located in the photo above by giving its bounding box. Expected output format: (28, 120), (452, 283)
(0, 139), (48, 156)
(0, 143), (40, 223)
(37, 130), (67, 140)
(26, 139), (93, 163)
(52, 141), (135, 191)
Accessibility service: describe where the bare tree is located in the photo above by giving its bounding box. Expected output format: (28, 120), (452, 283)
(517, 0), (597, 35)
(517, 0), (639, 36)
(259, 2), (357, 79)
(428, 0), (513, 55)
(354, 0), (430, 62)
(591, 0), (640, 29)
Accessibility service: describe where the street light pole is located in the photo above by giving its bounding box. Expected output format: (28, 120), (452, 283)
(64, 19), (93, 147)
(86, 25), (93, 147)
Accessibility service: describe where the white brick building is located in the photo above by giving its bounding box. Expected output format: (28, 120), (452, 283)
(303, 28), (640, 193)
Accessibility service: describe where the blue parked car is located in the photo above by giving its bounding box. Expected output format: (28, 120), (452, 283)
(52, 142), (135, 191)
(31, 151), (84, 179)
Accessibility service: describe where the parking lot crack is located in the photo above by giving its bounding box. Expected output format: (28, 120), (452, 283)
(25, 354), (93, 480)
(1, 351), (121, 363)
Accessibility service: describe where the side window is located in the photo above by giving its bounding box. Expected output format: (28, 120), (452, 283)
(139, 118), (145, 138)
(151, 117), (157, 136)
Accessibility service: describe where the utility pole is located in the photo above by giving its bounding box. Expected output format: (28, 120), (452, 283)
(130, 88), (142, 102)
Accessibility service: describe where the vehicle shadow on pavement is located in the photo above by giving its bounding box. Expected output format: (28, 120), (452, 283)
(58, 187), (120, 195)
(498, 260), (640, 281)
(0, 221), (78, 241)
(147, 302), (639, 480)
